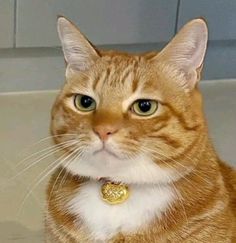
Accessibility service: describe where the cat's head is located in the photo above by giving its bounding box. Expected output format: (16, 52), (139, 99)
(51, 17), (208, 184)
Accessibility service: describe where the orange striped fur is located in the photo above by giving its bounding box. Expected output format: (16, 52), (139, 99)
(46, 17), (236, 242)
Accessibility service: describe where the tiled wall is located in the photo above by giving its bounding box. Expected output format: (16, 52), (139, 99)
(2, 0), (236, 48)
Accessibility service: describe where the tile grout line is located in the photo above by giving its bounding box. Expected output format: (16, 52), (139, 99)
(13, 0), (17, 48)
(174, 0), (181, 34)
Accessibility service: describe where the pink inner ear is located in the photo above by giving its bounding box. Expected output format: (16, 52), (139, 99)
(183, 70), (198, 91)
(57, 17), (99, 73)
(154, 19), (208, 91)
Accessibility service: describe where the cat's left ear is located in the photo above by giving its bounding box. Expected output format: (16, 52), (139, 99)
(155, 18), (208, 91)
(57, 17), (100, 78)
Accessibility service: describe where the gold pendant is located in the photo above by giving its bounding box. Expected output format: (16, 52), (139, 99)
(101, 181), (130, 205)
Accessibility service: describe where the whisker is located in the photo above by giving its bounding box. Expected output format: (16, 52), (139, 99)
(140, 146), (209, 187)
(19, 133), (80, 152)
(16, 133), (88, 167)
(143, 136), (206, 169)
(135, 146), (190, 224)
(15, 140), (77, 168)
(16, 149), (77, 218)
(171, 181), (189, 225)
(58, 148), (86, 189)
(4, 141), (78, 187)
(142, 137), (209, 183)
(155, 149), (209, 184)
(48, 148), (83, 202)
(138, 147), (194, 186)
(57, 160), (76, 190)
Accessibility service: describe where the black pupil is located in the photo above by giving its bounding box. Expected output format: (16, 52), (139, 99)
(80, 96), (93, 108)
(138, 100), (151, 112)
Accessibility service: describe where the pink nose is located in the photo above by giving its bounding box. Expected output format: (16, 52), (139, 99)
(93, 124), (119, 141)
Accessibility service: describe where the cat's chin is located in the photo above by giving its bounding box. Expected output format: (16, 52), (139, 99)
(63, 153), (180, 185)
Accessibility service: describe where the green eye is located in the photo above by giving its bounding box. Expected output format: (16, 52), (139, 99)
(74, 94), (96, 112)
(132, 99), (158, 116)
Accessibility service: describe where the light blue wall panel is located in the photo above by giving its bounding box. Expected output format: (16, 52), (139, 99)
(0, 0), (14, 48)
(178, 0), (236, 41)
(16, 0), (178, 47)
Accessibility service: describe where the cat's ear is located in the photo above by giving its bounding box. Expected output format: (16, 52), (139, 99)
(156, 18), (208, 91)
(57, 17), (100, 77)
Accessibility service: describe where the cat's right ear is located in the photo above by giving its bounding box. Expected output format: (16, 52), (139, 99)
(57, 17), (100, 78)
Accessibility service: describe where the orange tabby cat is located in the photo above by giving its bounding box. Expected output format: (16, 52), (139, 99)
(46, 17), (236, 242)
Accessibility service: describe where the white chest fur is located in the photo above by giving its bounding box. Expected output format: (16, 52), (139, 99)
(67, 180), (175, 241)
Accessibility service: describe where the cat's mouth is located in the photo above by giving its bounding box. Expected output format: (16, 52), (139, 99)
(93, 148), (120, 159)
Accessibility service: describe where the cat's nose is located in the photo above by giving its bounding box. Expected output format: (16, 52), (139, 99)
(93, 124), (119, 141)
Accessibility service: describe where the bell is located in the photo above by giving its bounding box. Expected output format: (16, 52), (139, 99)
(101, 181), (130, 205)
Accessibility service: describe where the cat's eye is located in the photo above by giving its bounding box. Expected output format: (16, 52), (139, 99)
(131, 99), (158, 116)
(74, 94), (96, 112)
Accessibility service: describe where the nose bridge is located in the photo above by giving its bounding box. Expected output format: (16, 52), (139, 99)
(92, 109), (123, 140)
(93, 108), (123, 128)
